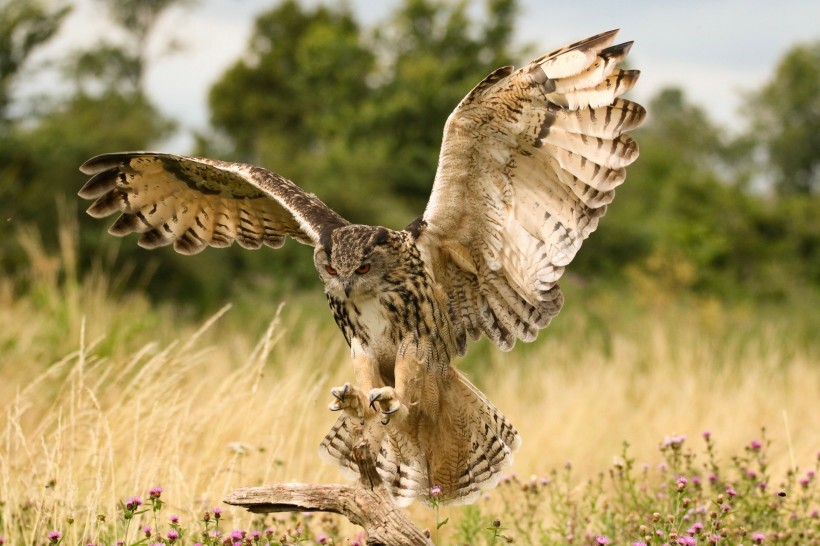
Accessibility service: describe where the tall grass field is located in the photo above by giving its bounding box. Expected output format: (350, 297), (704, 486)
(2, 224), (819, 545)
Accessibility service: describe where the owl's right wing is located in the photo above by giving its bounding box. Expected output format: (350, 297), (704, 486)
(416, 30), (645, 353)
(79, 152), (349, 254)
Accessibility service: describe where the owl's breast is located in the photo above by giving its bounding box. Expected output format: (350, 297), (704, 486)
(328, 293), (397, 363)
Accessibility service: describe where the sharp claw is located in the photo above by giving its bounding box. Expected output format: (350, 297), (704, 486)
(381, 406), (399, 415)
(380, 416), (390, 425)
(331, 383), (349, 402)
(368, 391), (382, 410)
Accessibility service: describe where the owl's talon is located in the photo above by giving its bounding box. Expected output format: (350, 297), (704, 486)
(328, 382), (363, 417)
(368, 387), (402, 418)
(331, 383), (349, 403)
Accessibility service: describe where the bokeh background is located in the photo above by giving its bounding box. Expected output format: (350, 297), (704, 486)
(1, 1), (819, 543)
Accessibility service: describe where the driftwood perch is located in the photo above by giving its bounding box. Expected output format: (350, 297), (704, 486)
(224, 438), (434, 546)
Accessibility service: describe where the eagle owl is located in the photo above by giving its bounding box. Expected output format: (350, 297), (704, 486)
(79, 30), (644, 506)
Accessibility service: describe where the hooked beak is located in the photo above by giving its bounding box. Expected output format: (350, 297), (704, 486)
(343, 280), (352, 297)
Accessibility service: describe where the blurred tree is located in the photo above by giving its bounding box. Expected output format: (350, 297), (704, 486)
(0, 0), (70, 124)
(367, 0), (518, 211)
(574, 85), (820, 300)
(72, 0), (190, 93)
(207, 0), (519, 227)
(208, 0), (378, 220)
(189, 0), (522, 306)
(0, 0), (182, 290)
(745, 41), (820, 195)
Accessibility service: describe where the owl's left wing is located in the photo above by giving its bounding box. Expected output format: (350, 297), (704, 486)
(79, 152), (349, 254)
(416, 29), (645, 353)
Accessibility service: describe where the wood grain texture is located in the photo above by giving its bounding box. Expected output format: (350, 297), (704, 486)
(225, 438), (433, 546)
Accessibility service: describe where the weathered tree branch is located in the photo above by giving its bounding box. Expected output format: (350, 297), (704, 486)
(224, 437), (433, 546)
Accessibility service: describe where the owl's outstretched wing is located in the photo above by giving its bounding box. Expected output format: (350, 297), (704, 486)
(79, 152), (349, 254)
(416, 29), (645, 353)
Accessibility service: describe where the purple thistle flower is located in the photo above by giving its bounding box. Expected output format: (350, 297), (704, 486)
(167, 530), (179, 543)
(230, 530), (244, 540)
(148, 487), (163, 499)
(170, 514), (179, 524)
(48, 531), (62, 543)
(251, 530), (261, 541)
(721, 504), (731, 512)
(726, 487), (737, 497)
(678, 537), (696, 546)
(702, 431), (711, 440)
(194, 544), (202, 546)
(708, 474), (718, 483)
(213, 507), (222, 519)
(233, 541), (242, 546)
(758, 481), (768, 491)
(708, 535), (721, 543)
(750, 440), (762, 450)
(264, 529), (275, 538)
(0, 537), (5, 546)
(116, 542), (123, 546)
(811, 509), (819, 518)
(632, 543), (648, 546)
(143, 526), (152, 538)
(691, 476), (702, 486)
(595, 536), (611, 545)
(125, 496), (143, 510)
(430, 485), (442, 498)
(752, 533), (765, 543)
(317, 535), (328, 544)
(689, 522), (705, 533)
(801, 478), (810, 487)
(351, 542), (361, 546)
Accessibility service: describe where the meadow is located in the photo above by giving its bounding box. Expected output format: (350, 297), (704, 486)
(1, 224), (819, 546)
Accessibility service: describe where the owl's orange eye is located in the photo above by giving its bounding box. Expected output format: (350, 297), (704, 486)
(325, 265), (338, 276)
(355, 264), (371, 274)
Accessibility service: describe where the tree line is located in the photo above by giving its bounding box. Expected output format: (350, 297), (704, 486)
(1, 0), (818, 310)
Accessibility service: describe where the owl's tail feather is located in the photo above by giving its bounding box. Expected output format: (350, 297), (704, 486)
(423, 369), (521, 505)
(318, 413), (427, 507)
(318, 369), (521, 506)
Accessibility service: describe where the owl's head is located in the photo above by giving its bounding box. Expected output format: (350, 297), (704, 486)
(314, 225), (398, 298)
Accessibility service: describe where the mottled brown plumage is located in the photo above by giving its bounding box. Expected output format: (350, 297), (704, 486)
(79, 29), (645, 506)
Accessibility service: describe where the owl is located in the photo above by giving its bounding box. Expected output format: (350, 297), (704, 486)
(78, 29), (644, 506)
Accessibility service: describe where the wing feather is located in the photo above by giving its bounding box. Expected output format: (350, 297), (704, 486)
(79, 152), (348, 254)
(417, 29), (645, 352)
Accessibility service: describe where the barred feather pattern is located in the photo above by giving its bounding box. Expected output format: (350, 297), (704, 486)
(319, 368), (520, 506)
(420, 29), (645, 352)
(78, 29), (643, 509)
(79, 152), (348, 254)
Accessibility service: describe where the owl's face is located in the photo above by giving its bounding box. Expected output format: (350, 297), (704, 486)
(314, 225), (396, 299)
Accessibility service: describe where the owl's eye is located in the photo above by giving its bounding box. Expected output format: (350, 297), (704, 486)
(325, 265), (338, 276)
(355, 264), (371, 274)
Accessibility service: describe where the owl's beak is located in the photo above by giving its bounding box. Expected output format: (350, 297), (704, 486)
(343, 280), (352, 297)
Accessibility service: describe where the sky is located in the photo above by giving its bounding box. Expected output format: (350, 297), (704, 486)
(28, 0), (820, 153)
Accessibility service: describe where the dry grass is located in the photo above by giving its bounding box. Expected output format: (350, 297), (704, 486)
(1, 226), (819, 544)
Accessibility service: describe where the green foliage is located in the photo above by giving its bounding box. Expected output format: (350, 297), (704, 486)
(0, 0), (70, 122)
(745, 41), (820, 195)
(444, 434), (820, 545)
(573, 86), (820, 302)
(1, 0), (818, 310)
(17, 433), (820, 545)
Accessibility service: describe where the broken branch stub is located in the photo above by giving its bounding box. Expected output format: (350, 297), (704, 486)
(224, 437), (433, 546)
